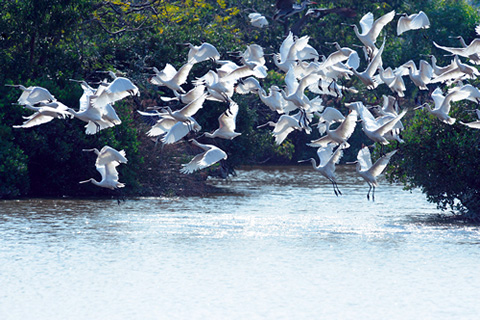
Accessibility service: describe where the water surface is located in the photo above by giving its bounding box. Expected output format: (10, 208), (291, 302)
(1, 166), (479, 319)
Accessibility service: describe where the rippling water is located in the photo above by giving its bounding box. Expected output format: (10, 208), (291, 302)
(1, 166), (480, 319)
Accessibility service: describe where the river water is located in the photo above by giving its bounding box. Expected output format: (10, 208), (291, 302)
(1, 165), (479, 319)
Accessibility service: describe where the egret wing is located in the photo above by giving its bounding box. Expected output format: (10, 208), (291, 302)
(161, 122), (191, 144)
(359, 12), (374, 35)
(97, 146), (128, 166)
(179, 93), (207, 118)
(317, 144), (335, 167)
(357, 146), (373, 171)
(369, 10), (395, 41)
(13, 112), (54, 128)
(369, 150), (397, 178)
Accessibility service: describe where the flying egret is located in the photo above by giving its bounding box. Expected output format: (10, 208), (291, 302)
(273, 32), (314, 72)
(348, 101), (407, 147)
(415, 86), (472, 125)
(308, 109), (357, 148)
(298, 143), (347, 196)
(161, 119), (202, 145)
(349, 38), (385, 90)
(137, 109), (178, 138)
(66, 93), (117, 135)
(159, 93), (207, 125)
(396, 11), (430, 36)
(434, 38), (480, 65)
(346, 10), (395, 59)
(159, 85), (206, 105)
(204, 99), (242, 140)
(349, 147), (397, 201)
(180, 139), (228, 174)
(431, 55), (480, 84)
(377, 65), (407, 97)
(93, 74), (140, 105)
(182, 42), (221, 64)
(401, 59), (433, 90)
(248, 13), (268, 28)
(257, 110), (312, 145)
(423, 54), (458, 77)
(148, 62), (194, 94)
(80, 146), (128, 190)
(321, 42), (358, 69)
(12, 101), (72, 129)
(69, 79), (127, 134)
(6, 84), (56, 106)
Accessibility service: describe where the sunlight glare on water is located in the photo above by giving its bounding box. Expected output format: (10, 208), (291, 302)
(1, 165), (480, 320)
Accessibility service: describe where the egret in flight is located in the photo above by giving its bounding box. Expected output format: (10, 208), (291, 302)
(396, 11), (430, 36)
(298, 143), (347, 196)
(350, 147), (397, 201)
(80, 146), (128, 190)
(180, 139), (228, 174)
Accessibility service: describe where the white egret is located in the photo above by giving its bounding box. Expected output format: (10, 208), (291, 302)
(93, 74), (140, 106)
(6, 84), (56, 106)
(434, 38), (480, 65)
(431, 55), (480, 84)
(308, 109), (357, 148)
(273, 32), (314, 72)
(204, 100), (241, 140)
(137, 110), (178, 138)
(401, 59), (433, 90)
(396, 11), (430, 36)
(194, 69), (236, 102)
(235, 44), (267, 69)
(415, 86), (471, 125)
(377, 65), (407, 97)
(13, 101), (72, 129)
(180, 139), (228, 174)
(346, 10), (395, 58)
(161, 119), (202, 145)
(248, 13), (268, 28)
(298, 143), (347, 196)
(160, 85), (206, 105)
(350, 147), (397, 201)
(423, 54), (458, 77)
(80, 146), (128, 190)
(159, 93), (207, 125)
(321, 42), (358, 69)
(257, 110), (312, 145)
(149, 62), (194, 93)
(241, 78), (295, 114)
(348, 101), (407, 146)
(183, 42), (221, 64)
(349, 39), (385, 90)
(69, 79), (128, 134)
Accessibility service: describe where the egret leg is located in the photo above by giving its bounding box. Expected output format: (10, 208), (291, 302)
(334, 181), (342, 195)
(372, 186), (375, 202)
(367, 184), (372, 201)
(331, 182), (338, 196)
(116, 189), (126, 205)
(94, 121), (101, 134)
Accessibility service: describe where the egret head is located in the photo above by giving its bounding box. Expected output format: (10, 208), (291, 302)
(79, 178), (95, 184)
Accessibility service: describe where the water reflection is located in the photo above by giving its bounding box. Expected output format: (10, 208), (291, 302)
(1, 166), (480, 319)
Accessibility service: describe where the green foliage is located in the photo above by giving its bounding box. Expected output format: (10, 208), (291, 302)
(387, 104), (480, 221)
